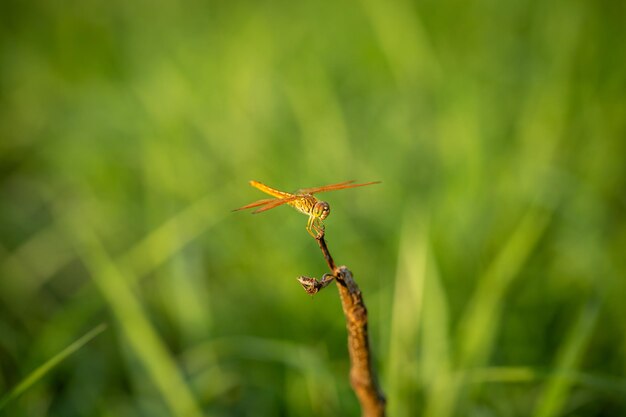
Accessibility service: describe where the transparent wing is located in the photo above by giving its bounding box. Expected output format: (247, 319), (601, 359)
(297, 181), (355, 194)
(252, 195), (300, 213)
(300, 181), (381, 195)
(233, 198), (277, 212)
(234, 196), (299, 213)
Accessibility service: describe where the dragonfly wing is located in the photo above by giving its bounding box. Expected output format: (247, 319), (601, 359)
(253, 195), (299, 213)
(297, 180), (355, 194)
(303, 181), (381, 195)
(233, 198), (277, 211)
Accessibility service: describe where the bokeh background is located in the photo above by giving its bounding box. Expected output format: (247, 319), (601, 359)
(1, 0), (625, 416)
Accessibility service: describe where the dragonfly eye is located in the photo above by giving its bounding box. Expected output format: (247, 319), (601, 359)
(315, 201), (330, 219)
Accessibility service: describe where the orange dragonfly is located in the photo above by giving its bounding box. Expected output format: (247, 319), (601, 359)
(234, 180), (380, 238)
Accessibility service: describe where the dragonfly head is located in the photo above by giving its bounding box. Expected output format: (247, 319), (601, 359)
(313, 201), (330, 220)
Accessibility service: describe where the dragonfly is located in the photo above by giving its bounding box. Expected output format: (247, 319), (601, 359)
(234, 180), (380, 238)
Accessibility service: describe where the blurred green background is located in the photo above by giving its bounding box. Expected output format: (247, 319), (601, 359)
(1, 0), (625, 415)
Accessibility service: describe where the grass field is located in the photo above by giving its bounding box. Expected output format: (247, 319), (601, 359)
(1, 0), (625, 416)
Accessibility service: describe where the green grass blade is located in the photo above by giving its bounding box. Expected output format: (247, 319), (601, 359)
(360, 0), (440, 85)
(443, 207), (552, 416)
(466, 366), (626, 395)
(117, 192), (226, 281)
(385, 208), (428, 417)
(533, 299), (602, 417)
(458, 208), (552, 367)
(0, 323), (107, 410)
(68, 221), (204, 417)
(421, 238), (454, 417)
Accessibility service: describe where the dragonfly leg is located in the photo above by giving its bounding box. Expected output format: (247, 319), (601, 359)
(306, 216), (317, 238)
(306, 216), (325, 239)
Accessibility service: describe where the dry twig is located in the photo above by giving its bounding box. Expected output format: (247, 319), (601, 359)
(298, 234), (386, 417)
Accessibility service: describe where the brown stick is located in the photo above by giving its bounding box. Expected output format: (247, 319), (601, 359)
(316, 235), (386, 417)
(316, 232), (337, 271)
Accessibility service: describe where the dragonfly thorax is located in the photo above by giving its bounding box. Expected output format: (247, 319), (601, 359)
(312, 201), (330, 220)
